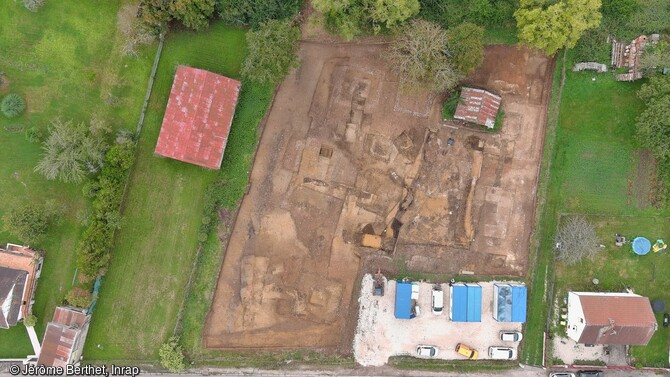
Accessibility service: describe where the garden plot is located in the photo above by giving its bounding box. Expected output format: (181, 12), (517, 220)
(353, 275), (522, 366)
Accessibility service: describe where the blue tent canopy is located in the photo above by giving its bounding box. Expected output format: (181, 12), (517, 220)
(395, 281), (413, 319)
(451, 284), (481, 322)
(494, 283), (527, 322)
(633, 237), (651, 255)
(511, 285), (527, 322)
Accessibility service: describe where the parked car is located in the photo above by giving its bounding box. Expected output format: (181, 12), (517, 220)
(455, 343), (478, 360)
(431, 285), (444, 315)
(549, 372), (576, 377)
(663, 312), (669, 328)
(488, 346), (516, 360)
(578, 371), (604, 377)
(416, 345), (439, 358)
(499, 330), (523, 342)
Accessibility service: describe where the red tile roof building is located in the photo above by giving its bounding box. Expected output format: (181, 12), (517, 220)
(38, 306), (91, 367)
(566, 292), (657, 345)
(0, 244), (43, 329)
(155, 66), (241, 169)
(454, 87), (502, 129)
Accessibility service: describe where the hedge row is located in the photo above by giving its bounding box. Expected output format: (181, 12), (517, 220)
(76, 140), (136, 277)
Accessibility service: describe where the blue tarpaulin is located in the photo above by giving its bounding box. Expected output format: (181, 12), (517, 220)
(494, 283), (527, 323)
(395, 281), (413, 319)
(451, 284), (482, 322)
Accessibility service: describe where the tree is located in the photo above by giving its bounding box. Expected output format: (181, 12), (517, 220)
(169, 0), (216, 31)
(638, 75), (670, 102)
(22, 0), (45, 12)
(447, 22), (484, 75)
(241, 19), (300, 84)
(1, 94), (26, 118)
(217, 0), (302, 28)
(35, 118), (110, 183)
(515, 0), (602, 56)
(387, 19), (463, 92)
(368, 0), (420, 32)
(23, 314), (37, 327)
(159, 336), (185, 372)
(635, 76), (670, 160)
(118, 3), (156, 57)
(554, 216), (600, 265)
(2, 201), (61, 244)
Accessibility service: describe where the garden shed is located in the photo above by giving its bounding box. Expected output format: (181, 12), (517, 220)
(454, 87), (501, 128)
(154, 65), (241, 169)
(450, 283), (482, 322)
(493, 283), (527, 322)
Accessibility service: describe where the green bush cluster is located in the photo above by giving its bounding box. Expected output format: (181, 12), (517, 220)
(65, 287), (93, 308)
(419, 0), (517, 29)
(197, 177), (228, 245)
(159, 336), (185, 372)
(1, 94), (26, 118)
(76, 141), (136, 277)
(217, 0), (301, 28)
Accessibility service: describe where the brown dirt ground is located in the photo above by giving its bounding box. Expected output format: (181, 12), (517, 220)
(204, 44), (554, 353)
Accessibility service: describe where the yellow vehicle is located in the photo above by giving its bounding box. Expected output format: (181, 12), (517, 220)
(455, 343), (479, 360)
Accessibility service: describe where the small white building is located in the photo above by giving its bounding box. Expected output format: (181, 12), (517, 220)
(566, 291), (657, 345)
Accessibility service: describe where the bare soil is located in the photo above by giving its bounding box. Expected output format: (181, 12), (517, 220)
(204, 44), (553, 352)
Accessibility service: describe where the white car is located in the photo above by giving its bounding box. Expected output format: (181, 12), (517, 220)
(500, 331), (523, 342)
(431, 285), (444, 315)
(488, 346), (516, 360)
(416, 345), (439, 358)
(549, 373), (576, 377)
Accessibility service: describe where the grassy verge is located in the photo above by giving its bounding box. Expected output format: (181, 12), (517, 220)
(483, 26), (518, 45)
(0, 1), (150, 356)
(84, 23), (274, 361)
(522, 49), (669, 367)
(390, 356), (515, 371)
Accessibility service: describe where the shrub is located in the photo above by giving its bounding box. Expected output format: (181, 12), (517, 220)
(1, 94), (26, 118)
(2, 201), (62, 244)
(23, 314), (37, 327)
(76, 142), (135, 276)
(22, 0), (45, 12)
(24, 127), (44, 143)
(65, 287), (93, 308)
(159, 336), (185, 372)
(218, 0), (302, 28)
(242, 19), (301, 85)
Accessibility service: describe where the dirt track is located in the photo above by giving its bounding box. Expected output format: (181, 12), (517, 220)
(204, 43), (553, 352)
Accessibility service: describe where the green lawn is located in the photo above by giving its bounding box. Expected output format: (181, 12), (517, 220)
(84, 23), (274, 360)
(0, 1), (150, 356)
(521, 52), (670, 367)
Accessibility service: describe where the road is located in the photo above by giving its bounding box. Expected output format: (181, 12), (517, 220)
(0, 365), (667, 377)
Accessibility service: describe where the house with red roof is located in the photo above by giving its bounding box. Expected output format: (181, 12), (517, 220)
(154, 65), (241, 169)
(0, 244), (43, 329)
(454, 87), (501, 129)
(566, 291), (657, 345)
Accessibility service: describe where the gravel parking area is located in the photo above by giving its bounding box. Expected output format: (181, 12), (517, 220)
(353, 275), (523, 366)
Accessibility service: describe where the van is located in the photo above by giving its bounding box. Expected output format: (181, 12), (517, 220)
(455, 343), (478, 360)
(488, 346), (516, 360)
(431, 285), (444, 314)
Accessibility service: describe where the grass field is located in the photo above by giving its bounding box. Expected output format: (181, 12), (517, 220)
(521, 52), (670, 367)
(84, 23), (274, 360)
(0, 1), (150, 357)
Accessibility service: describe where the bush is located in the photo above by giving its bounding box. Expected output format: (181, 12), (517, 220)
(2, 201), (62, 244)
(22, 0), (45, 12)
(419, 0), (517, 29)
(23, 314), (37, 327)
(65, 287), (93, 308)
(442, 89), (461, 119)
(76, 142), (136, 277)
(1, 94), (26, 118)
(159, 336), (185, 372)
(554, 216), (600, 265)
(24, 127), (44, 143)
(218, 0), (302, 28)
(241, 19), (301, 85)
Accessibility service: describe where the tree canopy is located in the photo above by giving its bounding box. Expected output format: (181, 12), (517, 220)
(217, 0), (302, 28)
(35, 118), (110, 183)
(241, 19), (301, 84)
(387, 19), (463, 92)
(555, 216), (600, 265)
(515, 0), (602, 56)
(139, 0), (216, 31)
(2, 201), (61, 244)
(447, 22), (484, 75)
(312, 0), (419, 40)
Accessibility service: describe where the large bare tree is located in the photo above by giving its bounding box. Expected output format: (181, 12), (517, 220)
(555, 216), (600, 265)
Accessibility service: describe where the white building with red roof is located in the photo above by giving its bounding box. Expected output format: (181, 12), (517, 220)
(154, 65), (241, 169)
(566, 291), (657, 345)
